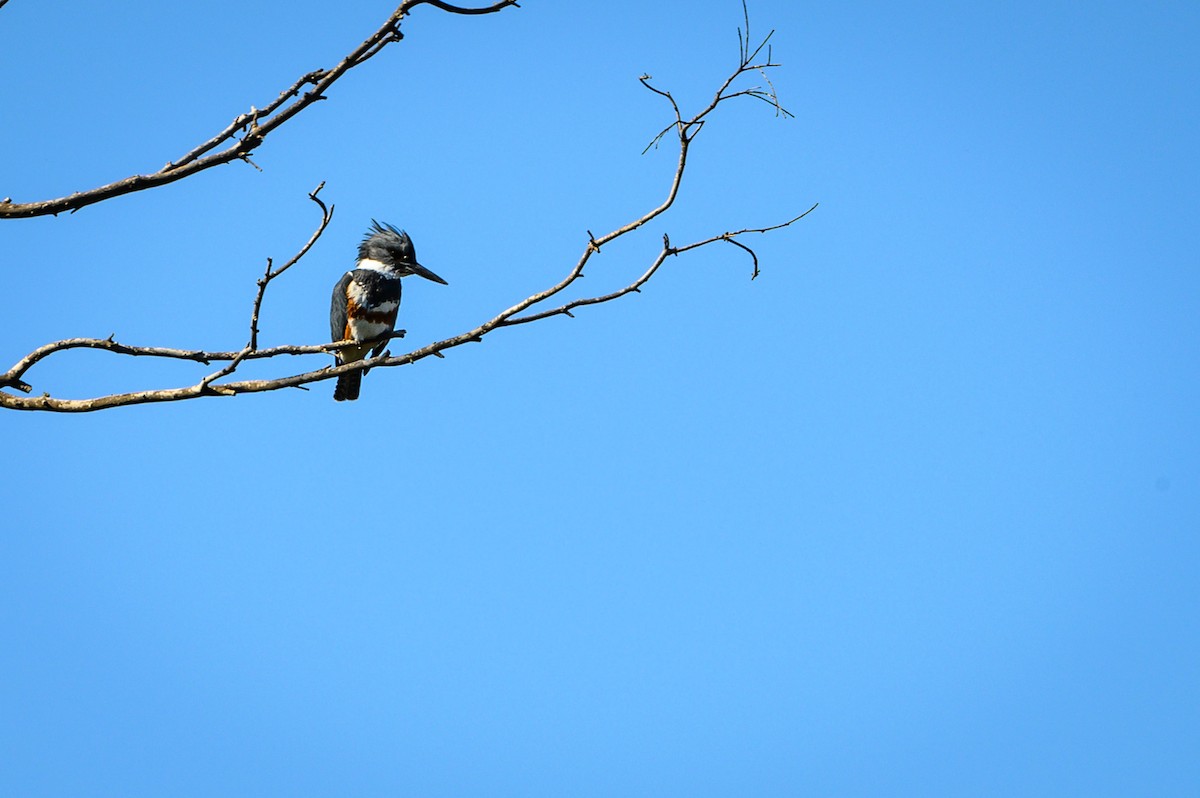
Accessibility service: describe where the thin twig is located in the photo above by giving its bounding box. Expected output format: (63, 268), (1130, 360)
(199, 184), (333, 389)
(248, 182), (333, 350)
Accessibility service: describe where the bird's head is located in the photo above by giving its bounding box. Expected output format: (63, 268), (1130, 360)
(359, 220), (448, 284)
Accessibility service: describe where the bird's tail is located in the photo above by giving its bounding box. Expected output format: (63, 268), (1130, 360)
(334, 371), (362, 401)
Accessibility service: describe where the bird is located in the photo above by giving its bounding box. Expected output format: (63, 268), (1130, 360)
(329, 221), (447, 401)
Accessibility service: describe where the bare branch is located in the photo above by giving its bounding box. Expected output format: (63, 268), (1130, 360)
(672, 204), (820, 262)
(0, 334), (408, 395)
(248, 182), (333, 351)
(0, 0), (519, 220)
(0, 183), (340, 398)
(0, 2), (813, 413)
(502, 205), (817, 325)
(197, 188), (334, 391)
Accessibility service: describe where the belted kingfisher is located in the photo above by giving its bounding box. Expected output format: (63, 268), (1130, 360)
(329, 221), (447, 401)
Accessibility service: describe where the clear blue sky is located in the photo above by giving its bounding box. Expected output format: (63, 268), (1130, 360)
(2, 1), (1198, 795)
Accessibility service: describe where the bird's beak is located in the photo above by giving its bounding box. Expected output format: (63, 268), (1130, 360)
(409, 262), (448, 285)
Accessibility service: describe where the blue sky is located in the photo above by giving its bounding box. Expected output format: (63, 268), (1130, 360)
(2, 0), (1198, 795)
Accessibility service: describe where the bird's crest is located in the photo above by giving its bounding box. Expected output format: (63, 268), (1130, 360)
(359, 219), (413, 263)
(366, 219), (407, 243)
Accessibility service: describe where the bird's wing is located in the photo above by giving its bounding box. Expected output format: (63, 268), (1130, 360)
(329, 271), (354, 344)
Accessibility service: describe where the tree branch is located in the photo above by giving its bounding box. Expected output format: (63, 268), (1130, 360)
(0, 0), (519, 220)
(0, 4), (812, 413)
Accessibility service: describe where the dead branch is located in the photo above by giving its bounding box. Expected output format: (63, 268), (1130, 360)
(0, 0), (519, 220)
(0, 5), (813, 413)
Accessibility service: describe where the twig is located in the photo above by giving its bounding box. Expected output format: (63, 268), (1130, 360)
(249, 182), (333, 351)
(199, 184), (333, 390)
(669, 204), (819, 279)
